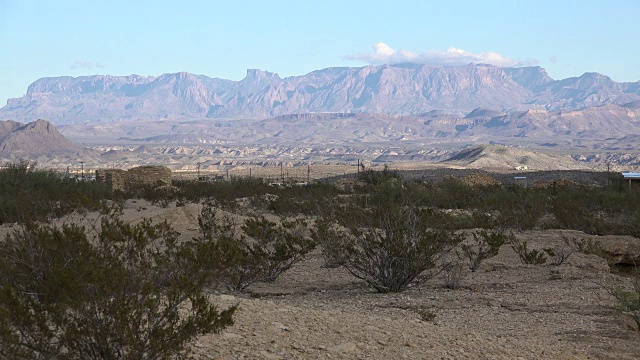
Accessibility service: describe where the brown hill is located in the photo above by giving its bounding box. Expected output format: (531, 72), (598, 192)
(442, 144), (587, 170)
(0, 119), (83, 158)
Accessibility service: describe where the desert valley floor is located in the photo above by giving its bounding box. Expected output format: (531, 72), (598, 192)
(5, 197), (633, 360)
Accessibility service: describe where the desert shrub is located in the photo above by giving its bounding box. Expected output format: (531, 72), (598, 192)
(612, 277), (640, 328)
(313, 190), (464, 293)
(0, 212), (235, 359)
(546, 245), (574, 266)
(241, 215), (315, 282)
(568, 236), (603, 256)
(551, 186), (640, 236)
(510, 238), (553, 265)
(0, 161), (112, 224)
(192, 203), (315, 291)
(459, 230), (512, 272)
(492, 187), (550, 231)
(441, 260), (466, 290)
(137, 178), (343, 216)
(357, 165), (401, 186)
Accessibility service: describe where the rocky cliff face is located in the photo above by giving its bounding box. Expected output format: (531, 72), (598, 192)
(3, 64), (639, 124)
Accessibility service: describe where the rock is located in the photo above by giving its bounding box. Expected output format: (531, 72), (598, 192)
(620, 314), (640, 332)
(219, 294), (237, 302)
(258, 350), (282, 359)
(592, 235), (640, 267)
(331, 342), (358, 353)
(271, 321), (290, 331)
(570, 254), (610, 273)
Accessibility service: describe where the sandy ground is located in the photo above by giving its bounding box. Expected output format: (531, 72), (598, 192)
(2, 200), (639, 359)
(192, 239), (638, 360)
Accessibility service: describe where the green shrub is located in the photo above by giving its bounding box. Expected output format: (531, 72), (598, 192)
(242, 215), (315, 282)
(313, 196), (464, 293)
(609, 272), (640, 329)
(510, 238), (552, 265)
(0, 161), (112, 224)
(192, 203), (315, 291)
(0, 212), (235, 359)
(459, 230), (512, 272)
(357, 165), (401, 186)
(441, 260), (466, 290)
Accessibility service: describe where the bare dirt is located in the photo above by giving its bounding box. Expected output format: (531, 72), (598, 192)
(190, 231), (639, 360)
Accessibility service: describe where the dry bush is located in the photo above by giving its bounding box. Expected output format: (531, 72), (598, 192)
(509, 238), (552, 265)
(313, 199), (463, 293)
(458, 230), (512, 272)
(612, 277), (640, 329)
(0, 211), (235, 360)
(441, 259), (467, 290)
(193, 202), (315, 291)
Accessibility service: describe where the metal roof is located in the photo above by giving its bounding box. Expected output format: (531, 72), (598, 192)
(622, 172), (640, 179)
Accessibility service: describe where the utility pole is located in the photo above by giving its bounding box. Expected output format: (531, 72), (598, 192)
(226, 169), (229, 180)
(197, 162), (201, 180)
(80, 161), (84, 181)
(357, 159), (360, 173)
(280, 163), (284, 183)
(307, 164), (310, 183)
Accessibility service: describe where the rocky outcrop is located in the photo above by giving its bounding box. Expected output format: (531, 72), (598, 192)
(592, 235), (640, 268)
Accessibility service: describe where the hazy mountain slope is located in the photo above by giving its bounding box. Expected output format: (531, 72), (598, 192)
(3, 64), (640, 124)
(56, 102), (640, 148)
(502, 66), (554, 92)
(0, 119), (85, 158)
(453, 104), (640, 138)
(531, 73), (640, 110)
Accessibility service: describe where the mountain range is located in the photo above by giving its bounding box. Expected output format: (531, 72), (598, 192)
(2, 64), (640, 124)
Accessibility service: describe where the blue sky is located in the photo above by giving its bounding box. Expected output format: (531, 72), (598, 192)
(1, 0), (639, 104)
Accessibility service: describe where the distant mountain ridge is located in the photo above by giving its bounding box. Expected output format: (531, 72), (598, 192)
(2, 64), (640, 124)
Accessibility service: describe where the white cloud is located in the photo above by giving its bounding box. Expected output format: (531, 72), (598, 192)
(70, 61), (94, 70)
(346, 42), (537, 67)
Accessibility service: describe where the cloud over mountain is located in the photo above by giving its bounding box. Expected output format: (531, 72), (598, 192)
(347, 42), (538, 67)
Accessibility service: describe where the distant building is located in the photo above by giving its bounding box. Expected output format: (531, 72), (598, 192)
(622, 171), (640, 189)
(622, 172), (640, 179)
(513, 176), (527, 187)
(515, 165), (528, 171)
